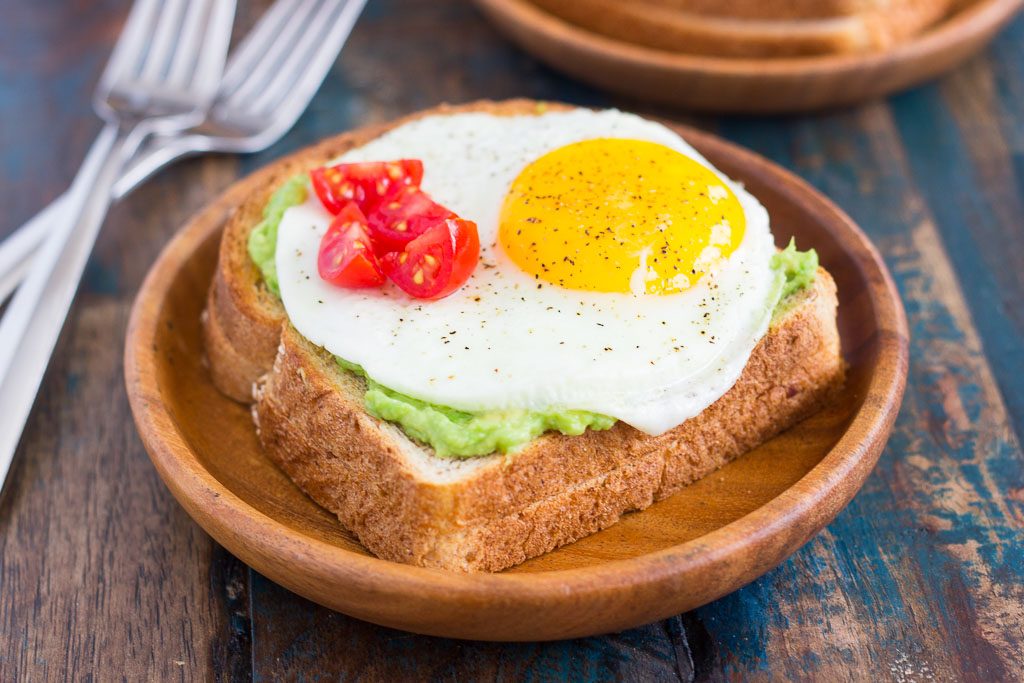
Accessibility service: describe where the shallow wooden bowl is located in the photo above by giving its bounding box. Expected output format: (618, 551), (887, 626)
(125, 122), (908, 641)
(473, 0), (1023, 112)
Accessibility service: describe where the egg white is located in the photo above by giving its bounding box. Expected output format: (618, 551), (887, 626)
(275, 109), (779, 435)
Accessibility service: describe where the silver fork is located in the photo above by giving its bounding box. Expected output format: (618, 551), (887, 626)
(0, 0), (367, 305)
(0, 0), (235, 484)
(0, 0), (367, 487)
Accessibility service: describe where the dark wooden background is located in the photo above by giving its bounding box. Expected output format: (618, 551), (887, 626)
(2, 1), (1022, 680)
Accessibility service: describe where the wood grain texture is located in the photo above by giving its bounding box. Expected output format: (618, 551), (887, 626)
(710, 97), (1024, 680)
(0, 2), (260, 680)
(1, 0), (1022, 679)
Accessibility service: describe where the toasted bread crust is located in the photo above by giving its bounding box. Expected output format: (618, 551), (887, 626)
(530, 0), (952, 57)
(253, 270), (843, 572)
(202, 100), (571, 401)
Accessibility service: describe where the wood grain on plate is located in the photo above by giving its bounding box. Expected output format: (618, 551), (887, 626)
(123, 121), (907, 641)
(473, 0), (1024, 112)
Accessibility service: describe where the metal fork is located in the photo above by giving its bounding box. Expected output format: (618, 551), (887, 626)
(0, 0), (235, 483)
(0, 0), (367, 488)
(0, 0), (367, 305)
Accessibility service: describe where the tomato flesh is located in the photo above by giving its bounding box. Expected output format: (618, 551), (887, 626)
(311, 158), (481, 299)
(366, 187), (456, 254)
(310, 159), (423, 215)
(317, 203), (386, 288)
(382, 218), (480, 299)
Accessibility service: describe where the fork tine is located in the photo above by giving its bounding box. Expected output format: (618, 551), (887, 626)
(164, 0), (210, 88)
(225, 0), (323, 108)
(244, 0), (348, 114)
(138, 0), (187, 85)
(218, 0), (303, 97)
(284, 0), (368, 107)
(247, 0), (366, 119)
(98, 0), (161, 90)
(188, 0), (236, 98)
(244, 0), (344, 115)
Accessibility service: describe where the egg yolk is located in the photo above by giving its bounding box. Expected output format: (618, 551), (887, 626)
(499, 138), (746, 295)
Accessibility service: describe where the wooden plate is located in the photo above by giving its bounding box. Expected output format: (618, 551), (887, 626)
(125, 122), (908, 641)
(473, 0), (1023, 112)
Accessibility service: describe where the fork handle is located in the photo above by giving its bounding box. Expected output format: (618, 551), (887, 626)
(0, 131), (199, 304)
(0, 122), (133, 486)
(0, 199), (59, 303)
(0, 229), (41, 304)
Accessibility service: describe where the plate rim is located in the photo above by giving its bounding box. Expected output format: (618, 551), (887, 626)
(125, 120), (909, 639)
(471, 0), (1023, 111)
(474, 0), (1023, 75)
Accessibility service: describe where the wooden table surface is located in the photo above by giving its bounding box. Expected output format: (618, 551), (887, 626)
(2, 1), (1022, 680)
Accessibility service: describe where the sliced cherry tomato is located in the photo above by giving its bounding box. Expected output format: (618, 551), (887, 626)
(310, 160), (423, 215)
(382, 218), (480, 299)
(366, 186), (456, 254)
(317, 203), (386, 288)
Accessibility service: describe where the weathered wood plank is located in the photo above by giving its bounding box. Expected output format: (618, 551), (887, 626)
(888, 16), (1024, 443)
(708, 95), (1024, 680)
(0, 296), (231, 680)
(247, 572), (693, 682)
(0, 1), (118, 236)
(2, 0), (1022, 680)
(0, 2), (231, 679)
(0, 3), (256, 679)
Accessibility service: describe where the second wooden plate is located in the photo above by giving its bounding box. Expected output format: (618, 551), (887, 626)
(125, 120), (908, 641)
(473, 0), (1023, 112)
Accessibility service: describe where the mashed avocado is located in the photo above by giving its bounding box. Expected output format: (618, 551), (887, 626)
(770, 239), (818, 321)
(336, 358), (614, 457)
(772, 239), (818, 300)
(248, 175), (308, 297)
(248, 183), (818, 458)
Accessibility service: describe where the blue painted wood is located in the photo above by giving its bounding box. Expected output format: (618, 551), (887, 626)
(1, 0), (1022, 680)
(0, 1), (113, 234)
(248, 572), (693, 682)
(712, 100), (1024, 679)
(888, 16), (1024, 444)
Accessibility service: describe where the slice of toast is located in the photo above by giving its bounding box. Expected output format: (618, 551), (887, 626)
(202, 99), (844, 572)
(529, 0), (953, 57)
(252, 270), (842, 572)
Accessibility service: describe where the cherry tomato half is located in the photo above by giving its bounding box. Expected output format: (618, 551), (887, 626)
(310, 160), (424, 215)
(367, 186), (456, 254)
(317, 203), (386, 288)
(382, 218), (480, 300)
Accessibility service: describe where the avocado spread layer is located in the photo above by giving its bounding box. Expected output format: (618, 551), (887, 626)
(248, 175), (308, 297)
(337, 358), (616, 458)
(248, 177), (818, 458)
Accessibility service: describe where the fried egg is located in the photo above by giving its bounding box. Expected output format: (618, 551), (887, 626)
(275, 109), (780, 435)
